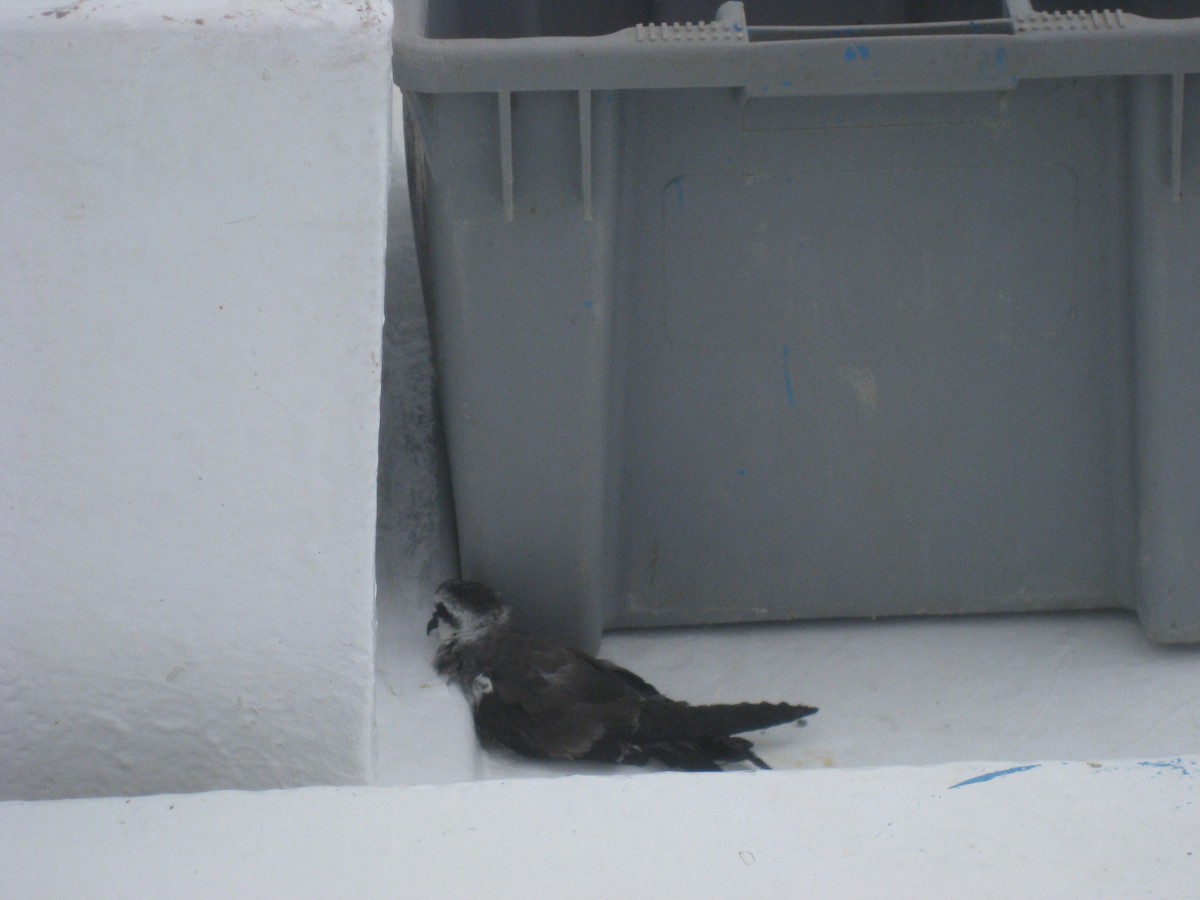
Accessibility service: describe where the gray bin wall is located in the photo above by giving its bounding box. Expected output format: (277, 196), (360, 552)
(394, 0), (1200, 648)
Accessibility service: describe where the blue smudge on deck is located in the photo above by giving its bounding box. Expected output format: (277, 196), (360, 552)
(950, 764), (1041, 789)
(1138, 758), (1193, 776)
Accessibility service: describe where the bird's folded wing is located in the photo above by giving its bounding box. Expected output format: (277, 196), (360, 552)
(473, 635), (643, 759)
(485, 633), (643, 709)
(590, 658), (664, 699)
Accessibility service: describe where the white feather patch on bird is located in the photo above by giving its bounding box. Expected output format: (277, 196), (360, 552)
(470, 674), (494, 704)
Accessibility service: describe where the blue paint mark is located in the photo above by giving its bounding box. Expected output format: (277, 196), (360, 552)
(949, 764), (1040, 789)
(732, 21), (743, 33)
(780, 80), (793, 88)
(843, 46), (857, 62)
(669, 176), (685, 208)
(994, 47), (1006, 69)
(844, 44), (869, 62)
(782, 345), (796, 408)
(737, 467), (747, 477)
(1138, 758), (1193, 776)
(858, 44), (870, 61)
(605, 92), (616, 103)
(582, 299), (594, 309)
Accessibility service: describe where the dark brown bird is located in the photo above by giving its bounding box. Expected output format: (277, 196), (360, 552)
(428, 578), (818, 771)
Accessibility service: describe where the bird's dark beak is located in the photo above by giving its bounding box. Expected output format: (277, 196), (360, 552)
(426, 611), (440, 635)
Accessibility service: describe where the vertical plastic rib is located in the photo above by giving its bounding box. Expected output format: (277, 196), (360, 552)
(499, 91), (514, 221)
(579, 90), (593, 221)
(1171, 73), (1184, 203)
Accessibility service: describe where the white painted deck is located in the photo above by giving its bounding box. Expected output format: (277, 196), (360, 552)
(4, 758), (1197, 898)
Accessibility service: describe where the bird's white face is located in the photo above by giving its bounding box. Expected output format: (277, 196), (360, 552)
(427, 581), (509, 642)
(431, 608), (456, 642)
(426, 599), (463, 641)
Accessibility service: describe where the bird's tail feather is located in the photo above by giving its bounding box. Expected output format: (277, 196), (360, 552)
(636, 701), (817, 741)
(709, 736), (770, 770)
(640, 736), (772, 771)
(592, 733), (781, 772)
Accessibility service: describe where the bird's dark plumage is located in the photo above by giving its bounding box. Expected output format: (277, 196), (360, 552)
(428, 578), (818, 771)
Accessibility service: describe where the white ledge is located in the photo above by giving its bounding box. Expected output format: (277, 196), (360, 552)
(3, 757), (1198, 897)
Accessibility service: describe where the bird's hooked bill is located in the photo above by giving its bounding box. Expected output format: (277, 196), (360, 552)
(427, 600), (456, 635)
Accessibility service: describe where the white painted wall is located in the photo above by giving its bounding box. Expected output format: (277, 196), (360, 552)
(0, 0), (392, 800)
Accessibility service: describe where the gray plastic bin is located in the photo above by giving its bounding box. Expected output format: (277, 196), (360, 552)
(394, 0), (1200, 649)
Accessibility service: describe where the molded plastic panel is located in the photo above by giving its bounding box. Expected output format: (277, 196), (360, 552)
(396, 1), (1200, 647)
